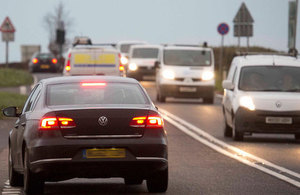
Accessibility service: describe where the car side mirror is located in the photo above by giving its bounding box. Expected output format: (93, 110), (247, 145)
(2, 106), (20, 117)
(222, 80), (234, 90)
(154, 61), (161, 69)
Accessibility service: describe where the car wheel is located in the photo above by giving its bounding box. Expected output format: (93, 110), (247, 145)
(124, 178), (143, 185)
(232, 117), (243, 141)
(223, 117), (233, 137)
(295, 133), (300, 140)
(24, 149), (44, 194)
(203, 97), (214, 104)
(157, 92), (166, 103)
(146, 168), (168, 193)
(8, 146), (23, 186)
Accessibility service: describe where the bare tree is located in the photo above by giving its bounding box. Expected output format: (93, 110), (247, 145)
(43, 2), (73, 55)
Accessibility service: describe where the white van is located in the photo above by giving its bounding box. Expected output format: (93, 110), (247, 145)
(127, 45), (162, 80)
(222, 54), (300, 141)
(155, 45), (215, 103)
(116, 41), (147, 67)
(63, 45), (124, 76)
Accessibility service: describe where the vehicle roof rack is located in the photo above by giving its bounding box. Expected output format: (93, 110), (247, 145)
(72, 36), (92, 47)
(235, 51), (297, 58)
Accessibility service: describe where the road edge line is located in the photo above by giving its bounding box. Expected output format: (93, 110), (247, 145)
(160, 108), (300, 188)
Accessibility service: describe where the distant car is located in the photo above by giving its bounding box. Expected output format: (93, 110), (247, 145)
(3, 76), (168, 194)
(127, 45), (162, 80)
(155, 45), (215, 103)
(222, 54), (300, 141)
(63, 44), (124, 76)
(116, 41), (148, 68)
(29, 53), (59, 73)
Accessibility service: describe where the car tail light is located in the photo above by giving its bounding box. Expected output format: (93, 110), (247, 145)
(119, 65), (125, 71)
(65, 53), (71, 72)
(130, 116), (147, 127)
(39, 117), (76, 130)
(130, 115), (164, 128)
(32, 58), (38, 64)
(80, 82), (107, 87)
(52, 58), (58, 64)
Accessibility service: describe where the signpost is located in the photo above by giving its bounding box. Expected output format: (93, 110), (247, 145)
(288, 0), (298, 56)
(0, 17), (16, 68)
(217, 23), (229, 81)
(233, 3), (254, 50)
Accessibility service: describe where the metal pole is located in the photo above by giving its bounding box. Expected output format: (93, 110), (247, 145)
(5, 41), (9, 68)
(294, 0), (298, 54)
(247, 37), (249, 51)
(219, 35), (224, 82)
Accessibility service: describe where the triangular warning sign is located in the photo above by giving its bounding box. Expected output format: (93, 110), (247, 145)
(233, 3), (254, 23)
(0, 17), (16, 33)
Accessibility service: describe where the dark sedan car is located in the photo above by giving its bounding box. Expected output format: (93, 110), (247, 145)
(3, 76), (168, 194)
(28, 53), (59, 73)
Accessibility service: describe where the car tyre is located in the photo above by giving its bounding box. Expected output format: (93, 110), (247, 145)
(203, 97), (214, 104)
(8, 146), (23, 186)
(124, 178), (143, 185)
(146, 168), (168, 193)
(232, 117), (243, 141)
(224, 118), (233, 137)
(24, 149), (44, 194)
(295, 133), (300, 140)
(157, 92), (166, 103)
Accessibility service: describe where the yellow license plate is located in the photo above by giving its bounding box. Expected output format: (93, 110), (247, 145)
(40, 64), (50, 69)
(85, 148), (126, 159)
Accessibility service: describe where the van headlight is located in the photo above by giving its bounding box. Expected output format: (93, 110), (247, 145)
(129, 63), (138, 71)
(120, 56), (129, 65)
(202, 71), (214, 81)
(162, 70), (175, 80)
(239, 96), (255, 111)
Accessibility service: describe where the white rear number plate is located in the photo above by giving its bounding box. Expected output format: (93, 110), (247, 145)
(179, 87), (197, 92)
(265, 117), (292, 124)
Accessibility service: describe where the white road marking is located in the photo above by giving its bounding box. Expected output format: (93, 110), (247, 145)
(1, 180), (22, 194)
(159, 108), (300, 188)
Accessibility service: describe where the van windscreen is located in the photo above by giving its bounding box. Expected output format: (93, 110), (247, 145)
(164, 49), (211, 66)
(132, 48), (159, 59)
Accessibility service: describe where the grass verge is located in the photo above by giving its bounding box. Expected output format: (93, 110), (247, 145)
(0, 92), (28, 119)
(0, 68), (33, 87)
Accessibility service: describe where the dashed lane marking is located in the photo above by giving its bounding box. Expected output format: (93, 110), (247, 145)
(159, 108), (300, 188)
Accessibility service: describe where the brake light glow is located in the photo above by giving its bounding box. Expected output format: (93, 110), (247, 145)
(40, 117), (58, 129)
(32, 58), (38, 64)
(65, 53), (71, 72)
(39, 117), (76, 130)
(81, 82), (107, 87)
(52, 58), (58, 64)
(119, 65), (125, 71)
(130, 115), (163, 128)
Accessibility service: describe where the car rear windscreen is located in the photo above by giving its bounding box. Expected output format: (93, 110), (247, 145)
(132, 48), (159, 59)
(164, 49), (211, 66)
(47, 82), (148, 106)
(239, 66), (300, 92)
(37, 53), (54, 59)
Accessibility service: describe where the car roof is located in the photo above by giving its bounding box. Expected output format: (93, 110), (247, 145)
(131, 44), (162, 49)
(39, 76), (139, 85)
(163, 45), (212, 51)
(233, 55), (300, 67)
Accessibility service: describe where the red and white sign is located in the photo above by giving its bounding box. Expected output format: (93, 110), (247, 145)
(0, 17), (16, 33)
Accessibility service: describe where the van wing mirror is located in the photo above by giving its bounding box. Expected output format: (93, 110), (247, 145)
(154, 61), (161, 69)
(2, 106), (20, 117)
(222, 80), (234, 90)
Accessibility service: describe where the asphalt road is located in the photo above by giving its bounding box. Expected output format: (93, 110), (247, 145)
(0, 73), (299, 194)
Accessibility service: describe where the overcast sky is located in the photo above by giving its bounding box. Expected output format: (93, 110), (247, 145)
(0, 0), (299, 63)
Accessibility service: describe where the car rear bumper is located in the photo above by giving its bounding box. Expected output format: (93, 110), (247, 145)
(235, 107), (300, 134)
(30, 157), (167, 181)
(27, 130), (167, 181)
(158, 84), (214, 98)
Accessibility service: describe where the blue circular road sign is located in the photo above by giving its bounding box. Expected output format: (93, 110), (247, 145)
(217, 23), (229, 35)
